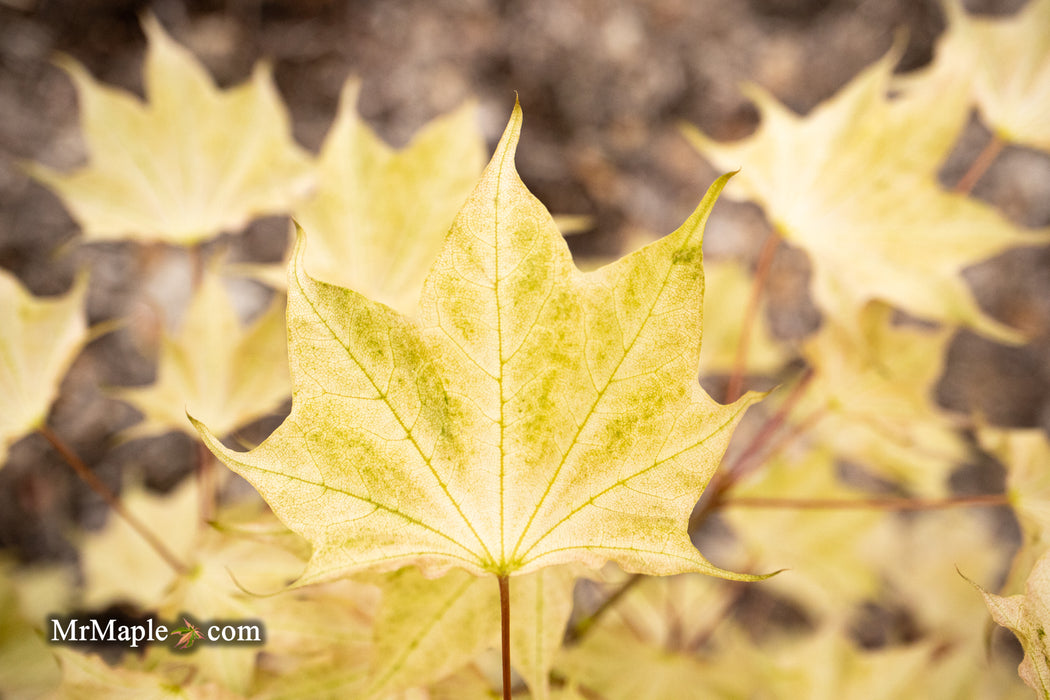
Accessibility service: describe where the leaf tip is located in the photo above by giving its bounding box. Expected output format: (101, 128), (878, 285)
(493, 95), (524, 164)
(289, 219), (310, 284)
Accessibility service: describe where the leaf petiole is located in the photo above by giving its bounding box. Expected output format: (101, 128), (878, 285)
(39, 423), (188, 575)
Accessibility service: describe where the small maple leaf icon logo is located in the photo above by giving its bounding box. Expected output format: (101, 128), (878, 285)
(170, 618), (203, 650)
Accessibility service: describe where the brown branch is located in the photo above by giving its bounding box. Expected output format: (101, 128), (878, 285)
(725, 231), (780, 403)
(953, 133), (1004, 195)
(39, 424), (189, 576)
(721, 494), (1010, 511)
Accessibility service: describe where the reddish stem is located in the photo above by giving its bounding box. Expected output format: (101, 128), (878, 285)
(39, 424), (188, 576)
(726, 368), (815, 481)
(953, 133), (1004, 195)
(725, 231), (781, 403)
(721, 494), (1010, 510)
(499, 574), (512, 700)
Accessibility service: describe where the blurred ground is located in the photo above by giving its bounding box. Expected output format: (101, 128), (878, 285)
(0, 0), (1048, 568)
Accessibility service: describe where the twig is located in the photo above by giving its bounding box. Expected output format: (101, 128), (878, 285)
(39, 424), (188, 575)
(953, 133), (1004, 195)
(725, 231), (780, 403)
(725, 367), (815, 481)
(688, 368), (815, 534)
(720, 494), (1010, 510)
(565, 573), (644, 644)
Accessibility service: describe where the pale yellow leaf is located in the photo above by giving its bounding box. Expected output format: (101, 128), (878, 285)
(79, 479), (199, 610)
(873, 508), (1010, 642)
(684, 47), (1050, 342)
(115, 268), (289, 439)
(193, 104), (764, 583)
(366, 565), (573, 699)
(293, 80), (484, 316)
(974, 548), (1050, 696)
(938, 0), (1050, 151)
(557, 627), (745, 700)
(366, 568), (495, 698)
(29, 14), (313, 244)
(699, 258), (787, 376)
(764, 628), (935, 700)
(798, 303), (967, 495)
(0, 560), (67, 699)
(0, 269), (88, 467)
(50, 648), (241, 700)
(979, 427), (1050, 588)
(723, 447), (885, 619)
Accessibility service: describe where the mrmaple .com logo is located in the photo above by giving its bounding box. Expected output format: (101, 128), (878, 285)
(48, 615), (265, 651)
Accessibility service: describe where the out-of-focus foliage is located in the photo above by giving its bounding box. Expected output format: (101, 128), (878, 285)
(684, 47), (1050, 343)
(935, 0), (1050, 151)
(797, 303), (966, 496)
(0, 269), (87, 467)
(113, 269), (290, 440)
(11, 5), (1050, 698)
(699, 259), (788, 376)
(28, 14), (313, 245)
(292, 81), (484, 316)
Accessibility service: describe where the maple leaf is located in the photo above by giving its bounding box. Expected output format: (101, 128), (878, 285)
(797, 303), (967, 495)
(28, 14), (313, 245)
(972, 548), (1050, 696)
(0, 269), (88, 467)
(761, 628), (936, 700)
(114, 268), (290, 440)
(723, 447), (885, 619)
(51, 647), (240, 699)
(0, 559), (65, 698)
(292, 80), (485, 316)
(978, 428), (1050, 594)
(698, 258), (787, 377)
(684, 47), (1050, 343)
(557, 574), (749, 700)
(193, 103), (763, 584)
(80, 479), (199, 609)
(875, 509), (1009, 643)
(935, 0), (1050, 151)
(366, 565), (574, 699)
(170, 618), (204, 650)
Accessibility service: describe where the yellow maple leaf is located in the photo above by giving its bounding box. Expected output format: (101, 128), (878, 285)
(194, 104), (764, 584)
(937, 0), (1050, 151)
(798, 303), (967, 495)
(699, 258), (788, 377)
(79, 479), (200, 610)
(366, 566), (574, 699)
(293, 80), (485, 316)
(0, 269), (87, 467)
(978, 427), (1050, 593)
(723, 447), (885, 619)
(973, 548), (1050, 696)
(115, 268), (290, 439)
(684, 47), (1050, 343)
(51, 647), (242, 700)
(29, 14), (313, 245)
